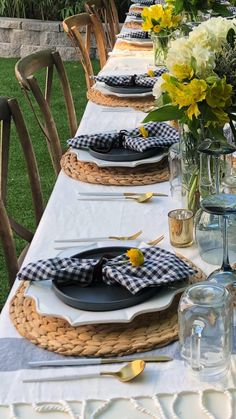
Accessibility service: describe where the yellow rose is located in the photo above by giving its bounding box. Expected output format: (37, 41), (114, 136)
(139, 126), (149, 138)
(153, 24), (161, 33)
(147, 69), (155, 77)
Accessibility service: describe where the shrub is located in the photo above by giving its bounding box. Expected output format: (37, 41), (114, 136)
(0, 0), (129, 22)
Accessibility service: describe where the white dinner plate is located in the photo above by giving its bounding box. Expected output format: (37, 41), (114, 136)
(24, 245), (189, 326)
(72, 148), (168, 168)
(94, 83), (154, 98)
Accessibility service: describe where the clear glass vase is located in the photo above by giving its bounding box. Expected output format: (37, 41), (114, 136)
(180, 123), (206, 213)
(151, 32), (175, 67)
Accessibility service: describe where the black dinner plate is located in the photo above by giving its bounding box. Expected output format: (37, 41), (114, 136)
(104, 84), (153, 95)
(52, 246), (157, 312)
(89, 146), (162, 162)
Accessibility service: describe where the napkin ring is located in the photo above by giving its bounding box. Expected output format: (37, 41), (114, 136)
(90, 132), (125, 153)
(92, 254), (115, 282)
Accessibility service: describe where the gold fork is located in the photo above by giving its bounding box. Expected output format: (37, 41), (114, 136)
(146, 234), (164, 246)
(54, 230), (143, 249)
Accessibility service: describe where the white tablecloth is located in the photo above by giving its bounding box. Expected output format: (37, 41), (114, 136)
(0, 18), (235, 419)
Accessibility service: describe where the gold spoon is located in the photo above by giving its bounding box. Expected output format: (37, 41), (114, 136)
(125, 192), (154, 203)
(23, 360), (146, 383)
(100, 359), (145, 382)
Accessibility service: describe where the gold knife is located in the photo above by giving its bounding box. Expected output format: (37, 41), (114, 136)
(29, 355), (172, 368)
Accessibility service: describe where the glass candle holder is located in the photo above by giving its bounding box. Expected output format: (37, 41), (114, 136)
(168, 209), (194, 247)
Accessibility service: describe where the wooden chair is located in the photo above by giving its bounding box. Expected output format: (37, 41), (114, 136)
(15, 49), (77, 176)
(109, 0), (120, 35)
(0, 96), (44, 288)
(63, 13), (107, 91)
(84, 0), (119, 49)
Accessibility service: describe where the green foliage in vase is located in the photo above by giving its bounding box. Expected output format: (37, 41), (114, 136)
(167, 0), (232, 18)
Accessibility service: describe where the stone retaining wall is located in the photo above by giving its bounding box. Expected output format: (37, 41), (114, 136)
(0, 17), (97, 61)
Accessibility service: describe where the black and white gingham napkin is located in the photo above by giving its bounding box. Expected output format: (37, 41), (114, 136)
(227, 6), (236, 13)
(117, 31), (150, 39)
(92, 68), (166, 88)
(17, 247), (196, 295)
(67, 121), (179, 152)
(127, 11), (142, 17)
(131, 0), (165, 4)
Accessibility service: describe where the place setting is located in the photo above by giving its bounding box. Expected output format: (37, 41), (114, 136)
(61, 120), (178, 185)
(87, 67), (162, 110)
(11, 229), (206, 358)
(90, 68), (165, 98)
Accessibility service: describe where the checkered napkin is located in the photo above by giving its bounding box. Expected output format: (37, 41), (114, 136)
(17, 247), (196, 295)
(127, 11), (142, 17)
(92, 68), (166, 88)
(117, 31), (150, 39)
(67, 121), (179, 151)
(123, 122), (179, 152)
(131, 0), (164, 4)
(228, 6), (236, 13)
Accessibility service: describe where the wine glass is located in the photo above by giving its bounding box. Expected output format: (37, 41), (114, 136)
(201, 194), (236, 285)
(195, 139), (236, 265)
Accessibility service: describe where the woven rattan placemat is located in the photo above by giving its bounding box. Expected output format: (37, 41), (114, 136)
(87, 88), (154, 111)
(129, 6), (143, 13)
(124, 21), (143, 30)
(115, 41), (152, 51)
(10, 259), (205, 357)
(61, 152), (169, 186)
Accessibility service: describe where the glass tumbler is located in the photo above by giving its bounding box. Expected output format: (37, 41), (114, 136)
(168, 142), (182, 201)
(178, 283), (233, 380)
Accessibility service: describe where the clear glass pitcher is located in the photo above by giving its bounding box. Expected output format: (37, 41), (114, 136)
(178, 282), (233, 380)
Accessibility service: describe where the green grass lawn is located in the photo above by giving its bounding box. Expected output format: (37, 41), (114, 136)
(0, 57), (99, 308)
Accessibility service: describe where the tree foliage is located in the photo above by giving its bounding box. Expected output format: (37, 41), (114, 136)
(0, 0), (129, 21)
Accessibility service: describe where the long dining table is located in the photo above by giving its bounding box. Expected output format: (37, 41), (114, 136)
(1, 11), (236, 419)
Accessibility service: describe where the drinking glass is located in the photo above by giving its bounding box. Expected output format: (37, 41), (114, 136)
(195, 140), (236, 265)
(201, 194), (236, 285)
(179, 282), (233, 380)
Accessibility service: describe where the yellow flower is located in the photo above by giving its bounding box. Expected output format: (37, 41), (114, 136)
(172, 14), (182, 27)
(141, 7), (151, 18)
(150, 4), (164, 18)
(172, 64), (194, 80)
(161, 75), (207, 120)
(126, 249), (145, 267)
(139, 126), (149, 138)
(187, 103), (201, 119)
(147, 69), (155, 77)
(153, 24), (161, 33)
(142, 19), (153, 32)
(141, 4), (181, 32)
